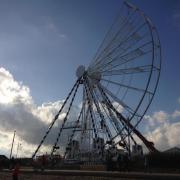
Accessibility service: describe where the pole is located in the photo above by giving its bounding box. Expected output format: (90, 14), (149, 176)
(10, 130), (16, 159)
(128, 121), (131, 158)
(16, 142), (21, 158)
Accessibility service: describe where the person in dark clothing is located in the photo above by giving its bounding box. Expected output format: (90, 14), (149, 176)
(9, 157), (16, 170)
(144, 156), (149, 172)
(106, 151), (113, 171)
(12, 163), (20, 180)
(123, 154), (130, 171)
(117, 154), (123, 171)
(41, 155), (47, 171)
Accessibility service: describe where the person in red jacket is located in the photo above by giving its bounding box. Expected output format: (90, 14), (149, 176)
(12, 163), (20, 180)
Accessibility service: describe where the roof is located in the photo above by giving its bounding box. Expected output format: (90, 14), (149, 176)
(164, 147), (180, 153)
(0, 155), (9, 160)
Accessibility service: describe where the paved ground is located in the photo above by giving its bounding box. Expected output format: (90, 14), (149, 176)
(1, 169), (180, 180)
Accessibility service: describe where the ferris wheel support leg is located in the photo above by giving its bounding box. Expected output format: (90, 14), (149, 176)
(97, 85), (137, 151)
(83, 78), (98, 139)
(51, 80), (80, 156)
(85, 77), (112, 140)
(115, 107), (158, 153)
(32, 78), (81, 159)
(63, 101), (84, 159)
(98, 84), (159, 153)
(98, 94), (131, 152)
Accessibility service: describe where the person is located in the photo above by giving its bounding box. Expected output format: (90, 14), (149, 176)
(9, 157), (15, 170)
(106, 151), (113, 171)
(41, 154), (47, 171)
(144, 156), (149, 172)
(0, 159), (2, 170)
(12, 163), (20, 180)
(122, 154), (129, 171)
(117, 154), (123, 171)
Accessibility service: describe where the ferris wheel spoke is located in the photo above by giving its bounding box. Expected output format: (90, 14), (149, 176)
(93, 82), (124, 140)
(93, 21), (141, 67)
(93, 37), (150, 74)
(99, 83), (135, 115)
(91, 33), (149, 74)
(97, 85), (137, 148)
(98, 84), (158, 152)
(96, 96), (126, 143)
(91, 3), (145, 62)
(100, 104), (120, 135)
(90, 6), (150, 71)
(94, 88), (124, 131)
(95, 41), (153, 73)
(101, 102), (128, 140)
(85, 78), (113, 139)
(92, 22), (148, 70)
(100, 78), (153, 95)
(100, 65), (155, 76)
(89, 3), (138, 69)
(94, 88), (126, 139)
(84, 80), (99, 139)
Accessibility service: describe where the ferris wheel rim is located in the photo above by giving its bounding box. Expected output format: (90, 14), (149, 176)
(32, 1), (162, 158)
(86, 1), (161, 133)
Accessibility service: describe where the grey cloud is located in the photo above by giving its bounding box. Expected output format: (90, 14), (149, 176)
(0, 68), (79, 156)
(0, 101), (79, 146)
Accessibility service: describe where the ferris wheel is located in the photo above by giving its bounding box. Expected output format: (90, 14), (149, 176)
(32, 1), (161, 160)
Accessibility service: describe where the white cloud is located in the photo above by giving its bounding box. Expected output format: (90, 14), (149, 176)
(112, 101), (124, 113)
(144, 110), (169, 127)
(143, 109), (180, 151)
(144, 115), (155, 127)
(0, 67), (32, 104)
(152, 111), (168, 123)
(1, 67), (180, 156)
(146, 122), (180, 151)
(172, 110), (180, 118)
(45, 16), (67, 39)
(0, 67), (78, 157)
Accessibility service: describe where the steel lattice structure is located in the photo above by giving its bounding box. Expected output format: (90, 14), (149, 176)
(32, 1), (161, 160)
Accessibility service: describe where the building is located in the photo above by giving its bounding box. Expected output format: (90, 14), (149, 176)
(163, 147), (180, 154)
(67, 140), (80, 159)
(132, 144), (143, 156)
(0, 155), (9, 168)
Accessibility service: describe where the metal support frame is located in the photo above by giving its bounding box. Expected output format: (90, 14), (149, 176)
(51, 80), (80, 156)
(32, 78), (80, 159)
(98, 84), (158, 153)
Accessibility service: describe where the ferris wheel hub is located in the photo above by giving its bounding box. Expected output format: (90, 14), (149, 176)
(88, 71), (101, 85)
(76, 65), (86, 78)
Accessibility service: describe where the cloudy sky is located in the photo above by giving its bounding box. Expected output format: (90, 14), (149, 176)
(0, 0), (180, 157)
